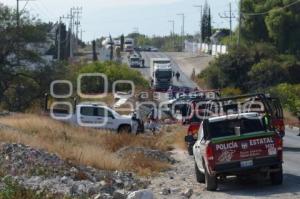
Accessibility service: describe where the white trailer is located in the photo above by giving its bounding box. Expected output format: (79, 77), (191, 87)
(150, 58), (173, 91)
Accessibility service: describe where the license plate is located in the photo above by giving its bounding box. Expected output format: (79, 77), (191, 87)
(240, 160), (253, 168)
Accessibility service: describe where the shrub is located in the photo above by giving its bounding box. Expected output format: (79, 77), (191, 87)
(78, 61), (149, 92)
(221, 87), (242, 97)
(270, 83), (300, 115)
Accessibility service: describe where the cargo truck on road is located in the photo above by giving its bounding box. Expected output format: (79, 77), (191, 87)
(150, 58), (173, 92)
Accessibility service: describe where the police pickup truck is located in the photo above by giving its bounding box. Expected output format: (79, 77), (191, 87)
(192, 112), (283, 191)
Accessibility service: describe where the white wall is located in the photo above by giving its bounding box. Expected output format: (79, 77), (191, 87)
(185, 41), (227, 57)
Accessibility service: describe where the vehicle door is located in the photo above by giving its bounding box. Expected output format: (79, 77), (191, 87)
(79, 106), (107, 128)
(194, 123), (204, 168)
(99, 107), (116, 130)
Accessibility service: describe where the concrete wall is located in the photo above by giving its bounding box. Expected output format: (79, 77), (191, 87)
(184, 41), (227, 57)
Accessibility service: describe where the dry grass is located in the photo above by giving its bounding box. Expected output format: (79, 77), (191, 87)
(284, 110), (299, 127)
(0, 114), (186, 175)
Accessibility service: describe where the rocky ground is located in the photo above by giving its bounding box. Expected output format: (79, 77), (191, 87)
(0, 143), (150, 199)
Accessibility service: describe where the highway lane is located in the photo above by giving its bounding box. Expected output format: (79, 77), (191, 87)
(139, 52), (198, 89)
(283, 128), (300, 175)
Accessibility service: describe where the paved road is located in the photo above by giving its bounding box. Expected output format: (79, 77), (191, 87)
(149, 128), (300, 198)
(129, 52), (198, 89)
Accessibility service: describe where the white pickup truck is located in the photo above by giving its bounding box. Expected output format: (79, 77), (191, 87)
(53, 103), (140, 134)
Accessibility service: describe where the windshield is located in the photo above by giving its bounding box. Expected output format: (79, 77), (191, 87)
(155, 71), (172, 79)
(208, 118), (265, 139)
(154, 60), (170, 64)
(131, 58), (139, 62)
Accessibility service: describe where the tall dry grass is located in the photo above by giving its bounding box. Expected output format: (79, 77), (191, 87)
(0, 114), (186, 175)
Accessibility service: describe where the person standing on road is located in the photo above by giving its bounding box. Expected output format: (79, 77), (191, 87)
(175, 71), (180, 81)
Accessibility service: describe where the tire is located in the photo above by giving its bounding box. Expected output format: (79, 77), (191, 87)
(270, 166), (283, 185)
(204, 167), (218, 191)
(188, 144), (194, 156)
(195, 162), (205, 183)
(118, 125), (131, 134)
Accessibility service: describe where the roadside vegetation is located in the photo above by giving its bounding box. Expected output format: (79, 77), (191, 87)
(199, 1), (300, 117)
(0, 114), (187, 176)
(0, 4), (148, 113)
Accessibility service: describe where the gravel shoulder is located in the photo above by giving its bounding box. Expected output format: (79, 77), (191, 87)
(147, 130), (300, 199)
(165, 52), (214, 78)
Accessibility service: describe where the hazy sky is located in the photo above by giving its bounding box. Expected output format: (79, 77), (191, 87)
(2, 0), (238, 41)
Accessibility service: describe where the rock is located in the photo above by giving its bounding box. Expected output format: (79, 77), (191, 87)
(70, 184), (78, 195)
(161, 188), (171, 195)
(61, 176), (69, 184)
(99, 180), (107, 186)
(100, 193), (113, 199)
(94, 194), (102, 199)
(127, 189), (154, 199)
(77, 183), (86, 194)
(0, 143), (149, 198)
(117, 147), (176, 164)
(88, 186), (98, 195)
(113, 190), (127, 199)
(170, 188), (181, 194)
(70, 167), (78, 173)
(115, 179), (124, 189)
(181, 188), (193, 198)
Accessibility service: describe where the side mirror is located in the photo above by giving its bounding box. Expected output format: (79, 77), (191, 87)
(234, 127), (241, 136)
(203, 119), (209, 139)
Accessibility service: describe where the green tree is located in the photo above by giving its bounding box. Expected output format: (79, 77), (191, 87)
(201, 1), (212, 42)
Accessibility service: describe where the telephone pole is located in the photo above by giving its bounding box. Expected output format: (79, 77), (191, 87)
(80, 29), (85, 42)
(193, 5), (203, 43)
(73, 7), (82, 52)
(177, 13), (185, 36)
(238, 0), (243, 46)
(16, 0), (35, 63)
(219, 3), (235, 40)
(168, 20), (175, 36)
(168, 20), (175, 50)
(57, 16), (62, 60)
(177, 13), (185, 51)
(69, 8), (74, 59)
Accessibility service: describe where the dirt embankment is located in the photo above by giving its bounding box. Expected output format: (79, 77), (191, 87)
(165, 52), (214, 78)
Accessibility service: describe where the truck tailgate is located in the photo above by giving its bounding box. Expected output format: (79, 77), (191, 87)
(211, 131), (278, 165)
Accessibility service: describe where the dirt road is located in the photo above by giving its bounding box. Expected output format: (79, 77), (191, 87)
(148, 129), (300, 199)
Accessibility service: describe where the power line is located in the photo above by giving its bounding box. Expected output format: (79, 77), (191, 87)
(193, 5), (203, 43)
(242, 0), (300, 16)
(177, 13), (185, 51)
(219, 3), (235, 40)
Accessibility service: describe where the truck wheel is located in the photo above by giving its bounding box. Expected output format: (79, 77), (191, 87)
(195, 162), (205, 183)
(205, 168), (218, 191)
(188, 145), (193, 156)
(118, 125), (131, 134)
(270, 166), (283, 185)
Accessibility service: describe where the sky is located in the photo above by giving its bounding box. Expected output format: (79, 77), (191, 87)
(1, 0), (239, 41)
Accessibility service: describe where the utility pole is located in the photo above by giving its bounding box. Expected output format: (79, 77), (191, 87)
(16, 0), (35, 63)
(168, 20), (175, 36)
(57, 16), (62, 60)
(168, 20), (175, 50)
(69, 8), (74, 59)
(80, 29), (85, 42)
(219, 3), (235, 41)
(177, 13), (185, 36)
(193, 5), (203, 43)
(73, 7), (82, 52)
(238, 0), (243, 46)
(177, 13), (185, 51)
